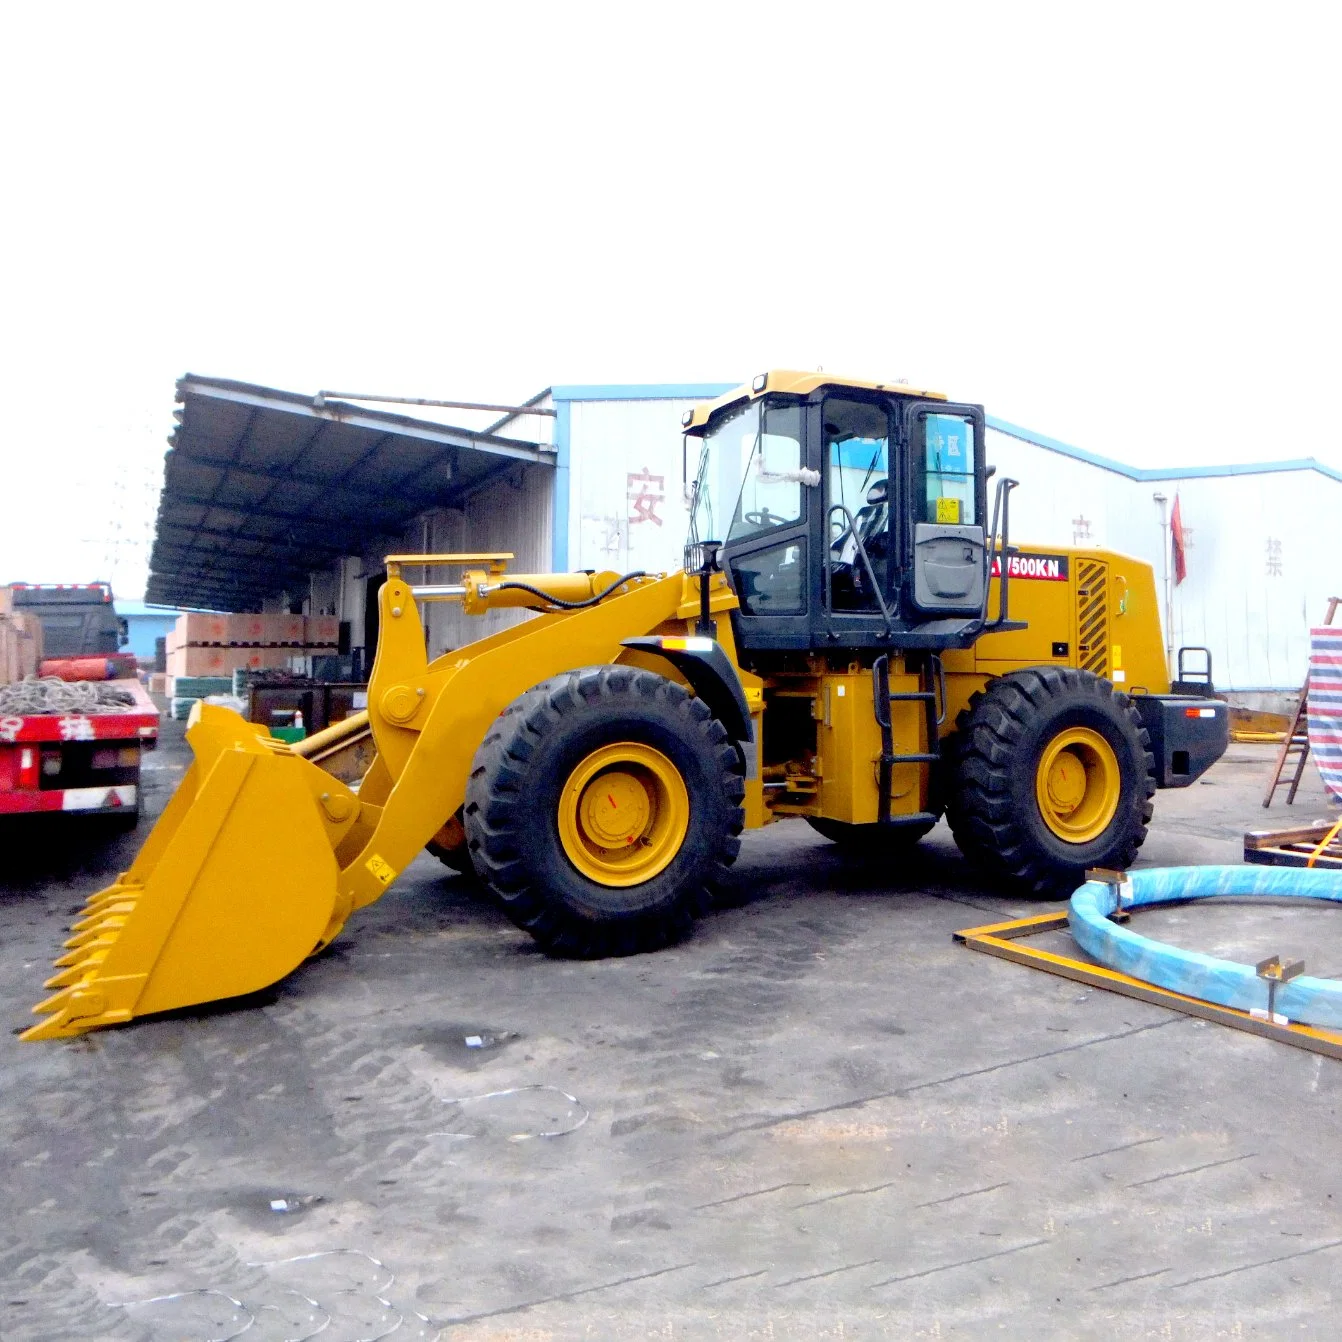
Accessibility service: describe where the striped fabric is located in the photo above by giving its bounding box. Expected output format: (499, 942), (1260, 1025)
(1308, 626), (1342, 801)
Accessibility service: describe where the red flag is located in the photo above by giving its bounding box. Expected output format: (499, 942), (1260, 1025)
(1170, 493), (1188, 586)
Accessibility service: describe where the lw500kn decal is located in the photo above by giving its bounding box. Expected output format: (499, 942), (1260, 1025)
(990, 552), (1070, 582)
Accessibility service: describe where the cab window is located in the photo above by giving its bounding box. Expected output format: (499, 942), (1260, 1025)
(732, 540), (807, 615)
(727, 403), (805, 543)
(915, 412), (978, 525)
(824, 398), (892, 611)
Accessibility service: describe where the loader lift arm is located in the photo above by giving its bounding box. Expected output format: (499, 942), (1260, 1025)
(24, 560), (704, 1039)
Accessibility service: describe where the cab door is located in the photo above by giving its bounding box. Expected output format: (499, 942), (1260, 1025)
(903, 402), (988, 617)
(815, 393), (899, 647)
(721, 400), (814, 650)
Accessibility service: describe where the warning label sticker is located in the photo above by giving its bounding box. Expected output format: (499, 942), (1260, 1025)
(365, 854), (396, 886)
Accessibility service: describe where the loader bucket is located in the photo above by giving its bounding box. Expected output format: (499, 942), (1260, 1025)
(23, 704), (360, 1041)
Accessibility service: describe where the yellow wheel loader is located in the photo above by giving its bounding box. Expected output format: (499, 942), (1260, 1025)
(24, 372), (1229, 1040)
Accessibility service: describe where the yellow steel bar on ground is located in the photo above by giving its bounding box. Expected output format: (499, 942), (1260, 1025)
(955, 914), (1342, 1060)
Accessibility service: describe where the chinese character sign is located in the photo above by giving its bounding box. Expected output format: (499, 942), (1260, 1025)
(1265, 537), (1283, 578)
(627, 468), (665, 528)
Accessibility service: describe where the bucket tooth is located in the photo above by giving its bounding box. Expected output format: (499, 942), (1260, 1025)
(20, 1015), (74, 1042)
(63, 921), (124, 950)
(32, 986), (82, 1017)
(46, 947), (108, 986)
(72, 902), (135, 933)
(21, 1002), (89, 1041)
(62, 927), (119, 951)
(82, 881), (136, 911)
(83, 885), (136, 906)
(53, 940), (112, 967)
(44, 965), (90, 990)
(21, 983), (130, 1042)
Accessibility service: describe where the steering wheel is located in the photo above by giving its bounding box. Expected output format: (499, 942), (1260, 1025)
(743, 509), (777, 527)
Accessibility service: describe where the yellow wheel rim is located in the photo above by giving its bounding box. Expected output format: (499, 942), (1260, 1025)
(557, 742), (690, 887)
(1034, 727), (1121, 843)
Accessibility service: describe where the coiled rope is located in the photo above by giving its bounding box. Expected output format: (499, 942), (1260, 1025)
(0, 676), (138, 716)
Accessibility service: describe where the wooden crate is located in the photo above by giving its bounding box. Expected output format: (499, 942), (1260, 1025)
(228, 613), (305, 646)
(166, 645), (297, 678)
(174, 612), (230, 646)
(304, 615), (339, 647)
(1244, 819), (1342, 869)
(0, 613), (44, 683)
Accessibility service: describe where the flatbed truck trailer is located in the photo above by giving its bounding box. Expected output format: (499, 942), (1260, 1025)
(0, 676), (159, 821)
(1, 582), (160, 823)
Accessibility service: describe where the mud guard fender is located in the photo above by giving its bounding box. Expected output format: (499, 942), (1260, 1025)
(620, 636), (754, 758)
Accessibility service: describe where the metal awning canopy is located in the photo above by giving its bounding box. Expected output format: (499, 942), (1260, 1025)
(145, 375), (553, 610)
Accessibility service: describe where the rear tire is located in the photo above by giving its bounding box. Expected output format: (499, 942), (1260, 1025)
(464, 666), (744, 956)
(947, 667), (1154, 897)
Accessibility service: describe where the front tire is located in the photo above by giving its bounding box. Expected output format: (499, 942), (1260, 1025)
(464, 666), (744, 956)
(947, 667), (1154, 896)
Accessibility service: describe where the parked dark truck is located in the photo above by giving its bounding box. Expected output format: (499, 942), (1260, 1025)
(0, 583), (159, 824)
(8, 581), (130, 659)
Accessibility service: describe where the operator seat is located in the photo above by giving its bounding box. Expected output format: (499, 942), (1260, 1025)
(831, 478), (889, 609)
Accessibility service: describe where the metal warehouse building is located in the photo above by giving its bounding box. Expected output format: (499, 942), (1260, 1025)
(146, 375), (1339, 697)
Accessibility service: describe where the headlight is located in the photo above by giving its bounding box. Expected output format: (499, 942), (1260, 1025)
(681, 410), (693, 426)
(751, 373), (768, 392)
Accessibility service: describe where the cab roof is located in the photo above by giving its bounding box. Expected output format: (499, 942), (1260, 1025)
(682, 370), (948, 431)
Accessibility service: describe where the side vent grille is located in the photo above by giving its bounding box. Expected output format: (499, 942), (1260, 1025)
(1075, 558), (1110, 677)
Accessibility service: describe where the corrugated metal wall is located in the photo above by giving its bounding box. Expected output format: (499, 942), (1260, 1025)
(297, 464), (553, 665)
(984, 426), (1342, 690)
(421, 464), (553, 654)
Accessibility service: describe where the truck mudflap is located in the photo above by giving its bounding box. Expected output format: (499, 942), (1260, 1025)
(1129, 693), (1229, 788)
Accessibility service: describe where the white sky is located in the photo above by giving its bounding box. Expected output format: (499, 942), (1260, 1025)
(2, 2), (1338, 596)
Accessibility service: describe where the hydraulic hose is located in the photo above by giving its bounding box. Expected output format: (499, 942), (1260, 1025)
(1069, 865), (1342, 1029)
(492, 571), (648, 610)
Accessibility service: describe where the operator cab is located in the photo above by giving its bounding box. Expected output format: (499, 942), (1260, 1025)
(684, 371), (1008, 653)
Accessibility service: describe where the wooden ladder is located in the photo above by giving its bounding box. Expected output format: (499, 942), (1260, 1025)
(1263, 596), (1342, 807)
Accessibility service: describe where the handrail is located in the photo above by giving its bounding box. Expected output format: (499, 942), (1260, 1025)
(981, 476), (1019, 631)
(825, 503), (894, 633)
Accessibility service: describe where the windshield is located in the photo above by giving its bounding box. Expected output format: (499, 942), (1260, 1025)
(687, 398), (807, 550)
(687, 400), (760, 548)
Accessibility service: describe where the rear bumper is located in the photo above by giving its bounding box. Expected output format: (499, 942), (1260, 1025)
(0, 784), (137, 815)
(1130, 694), (1229, 788)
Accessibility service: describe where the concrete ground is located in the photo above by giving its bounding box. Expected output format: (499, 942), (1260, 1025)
(2, 719), (1341, 1340)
